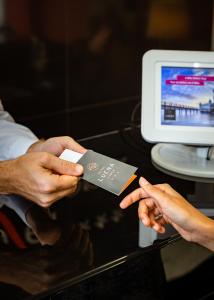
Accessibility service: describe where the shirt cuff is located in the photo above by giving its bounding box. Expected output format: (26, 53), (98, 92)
(0, 195), (33, 225)
(9, 136), (38, 158)
(0, 120), (39, 160)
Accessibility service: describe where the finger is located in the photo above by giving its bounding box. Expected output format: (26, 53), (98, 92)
(155, 183), (184, 199)
(149, 211), (165, 233)
(138, 206), (165, 234)
(139, 177), (184, 205)
(153, 223), (165, 234)
(44, 154), (84, 176)
(144, 198), (156, 210)
(154, 214), (167, 227)
(36, 174), (79, 196)
(38, 187), (78, 207)
(157, 216), (167, 226)
(139, 177), (173, 196)
(119, 187), (147, 209)
(138, 198), (159, 226)
(138, 200), (150, 226)
(60, 136), (87, 154)
(153, 206), (162, 218)
(139, 176), (151, 187)
(119, 177), (155, 209)
(52, 186), (79, 201)
(140, 178), (173, 209)
(53, 175), (80, 191)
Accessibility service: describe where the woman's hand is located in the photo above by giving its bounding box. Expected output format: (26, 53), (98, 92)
(120, 177), (214, 251)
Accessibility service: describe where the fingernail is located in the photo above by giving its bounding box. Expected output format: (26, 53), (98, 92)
(76, 164), (83, 174)
(139, 177), (150, 186)
(119, 202), (125, 209)
(141, 218), (148, 225)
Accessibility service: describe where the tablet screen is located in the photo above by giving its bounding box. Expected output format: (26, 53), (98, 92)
(161, 66), (214, 127)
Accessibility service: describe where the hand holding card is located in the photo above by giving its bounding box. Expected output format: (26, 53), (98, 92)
(60, 149), (138, 195)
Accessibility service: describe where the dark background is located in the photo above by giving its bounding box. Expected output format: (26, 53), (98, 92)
(0, 0), (213, 139)
(0, 2), (213, 298)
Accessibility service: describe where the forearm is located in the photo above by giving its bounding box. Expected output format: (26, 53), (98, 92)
(175, 204), (214, 252)
(0, 160), (16, 194)
(196, 217), (214, 251)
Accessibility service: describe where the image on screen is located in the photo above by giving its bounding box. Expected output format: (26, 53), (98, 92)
(161, 66), (214, 127)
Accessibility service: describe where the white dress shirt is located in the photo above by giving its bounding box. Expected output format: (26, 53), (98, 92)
(0, 100), (38, 160)
(0, 100), (38, 223)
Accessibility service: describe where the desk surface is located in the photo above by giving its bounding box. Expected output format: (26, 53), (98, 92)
(0, 128), (194, 300)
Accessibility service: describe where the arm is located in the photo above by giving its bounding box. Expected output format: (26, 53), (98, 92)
(0, 152), (83, 207)
(0, 101), (38, 160)
(0, 136), (87, 219)
(120, 177), (214, 251)
(0, 101), (87, 208)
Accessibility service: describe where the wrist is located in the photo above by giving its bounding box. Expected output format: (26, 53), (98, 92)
(0, 160), (17, 194)
(196, 217), (214, 251)
(27, 139), (45, 153)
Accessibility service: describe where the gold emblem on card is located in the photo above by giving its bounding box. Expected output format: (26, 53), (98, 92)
(87, 162), (99, 171)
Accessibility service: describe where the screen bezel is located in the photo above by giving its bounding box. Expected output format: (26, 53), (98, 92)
(141, 50), (214, 145)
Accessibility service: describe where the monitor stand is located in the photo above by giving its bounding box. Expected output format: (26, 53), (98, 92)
(151, 143), (214, 216)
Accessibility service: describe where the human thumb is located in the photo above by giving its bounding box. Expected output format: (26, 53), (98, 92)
(44, 154), (83, 176)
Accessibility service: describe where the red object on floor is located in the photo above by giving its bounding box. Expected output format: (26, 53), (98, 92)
(0, 211), (27, 249)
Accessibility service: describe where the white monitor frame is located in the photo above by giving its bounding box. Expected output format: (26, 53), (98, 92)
(141, 49), (214, 145)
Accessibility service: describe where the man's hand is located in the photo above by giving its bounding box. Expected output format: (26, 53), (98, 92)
(2, 152), (83, 207)
(27, 136), (86, 156)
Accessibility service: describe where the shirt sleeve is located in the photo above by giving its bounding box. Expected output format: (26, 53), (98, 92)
(0, 195), (33, 225)
(0, 100), (38, 160)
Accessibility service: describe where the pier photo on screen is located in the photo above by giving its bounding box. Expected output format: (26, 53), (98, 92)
(161, 66), (214, 127)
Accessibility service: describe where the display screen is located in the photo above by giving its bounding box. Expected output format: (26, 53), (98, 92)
(161, 66), (214, 127)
